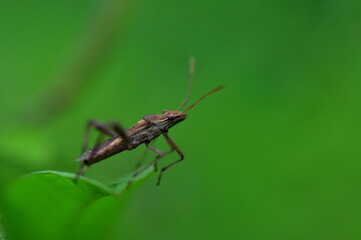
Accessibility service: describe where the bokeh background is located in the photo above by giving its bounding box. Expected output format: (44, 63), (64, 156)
(1, 0), (361, 239)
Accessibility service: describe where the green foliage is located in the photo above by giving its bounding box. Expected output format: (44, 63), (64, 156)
(0, 168), (154, 240)
(2, 0), (361, 239)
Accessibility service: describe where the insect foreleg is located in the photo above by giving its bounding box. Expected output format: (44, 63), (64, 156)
(143, 139), (176, 172)
(126, 142), (165, 188)
(157, 132), (185, 186)
(133, 139), (158, 171)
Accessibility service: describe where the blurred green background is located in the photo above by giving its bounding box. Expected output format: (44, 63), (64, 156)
(1, 0), (361, 239)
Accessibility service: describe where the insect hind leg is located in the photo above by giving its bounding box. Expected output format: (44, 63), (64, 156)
(73, 163), (89, 183)
(77, 119), (130, 181)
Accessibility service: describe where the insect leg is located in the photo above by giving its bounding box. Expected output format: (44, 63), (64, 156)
(82, 119), (131, 152)
(146, 143), (165, 172)
(108, 121), (131, 149)
(157, 132), (184, 186)
(126, 142), (170, 188)
(82, 119), (118, 154)
(133, 148), (150, 171)
(74, 163), (89, 182)
(76, 119), (126, 182)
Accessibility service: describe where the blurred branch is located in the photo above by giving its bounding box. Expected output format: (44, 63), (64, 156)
(18, 0), (130, 125)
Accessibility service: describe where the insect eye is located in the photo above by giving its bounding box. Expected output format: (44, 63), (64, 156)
(168, 113), (175, 119)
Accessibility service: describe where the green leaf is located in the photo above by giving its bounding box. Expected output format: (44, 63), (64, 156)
(0, 166), (155, 240)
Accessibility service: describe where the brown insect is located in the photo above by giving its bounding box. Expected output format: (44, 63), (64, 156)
(75, 57), (224, 186)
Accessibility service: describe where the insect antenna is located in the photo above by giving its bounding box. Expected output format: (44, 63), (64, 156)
(183, 85), (224, 113)
(177, 56), (195, 110)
